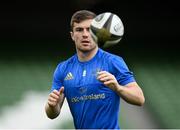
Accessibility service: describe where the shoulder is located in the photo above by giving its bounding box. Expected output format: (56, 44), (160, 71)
(99, 49), (129, 73)
(54, 54), (77, 73)
(99, 49), (124, 63)
(58, 54), (76, 67)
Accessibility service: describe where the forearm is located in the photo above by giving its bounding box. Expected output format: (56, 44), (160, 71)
(115, 83), (145, 106)
(97, 71), (145, 106)
(45, 103), (60, 119)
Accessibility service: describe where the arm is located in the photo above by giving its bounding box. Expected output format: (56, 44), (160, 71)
(45, 87), (65, 119)
(115, 82), (145, 106)
(97, 71), (145, 106)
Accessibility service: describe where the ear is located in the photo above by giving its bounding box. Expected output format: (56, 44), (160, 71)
(70, 31), (75, 41)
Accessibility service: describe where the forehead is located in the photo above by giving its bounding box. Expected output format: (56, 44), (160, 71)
(73, 19), (93, 29)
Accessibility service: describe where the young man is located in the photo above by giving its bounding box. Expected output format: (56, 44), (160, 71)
(45, 10), (145, 129)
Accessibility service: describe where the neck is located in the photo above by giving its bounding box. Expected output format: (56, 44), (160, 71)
(77, 47), (98, 62)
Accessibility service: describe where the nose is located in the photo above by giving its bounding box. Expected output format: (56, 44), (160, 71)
(82, 28), (89, 37)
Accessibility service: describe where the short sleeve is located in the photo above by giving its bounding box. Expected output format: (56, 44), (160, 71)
(110, 56), (135, 86)
(51, 63), (64, 92)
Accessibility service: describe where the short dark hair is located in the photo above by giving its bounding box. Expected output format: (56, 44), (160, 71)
(70, 10), (96, 31)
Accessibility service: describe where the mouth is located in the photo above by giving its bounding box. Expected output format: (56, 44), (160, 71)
(81, 40), (90, 45)
(81, 40), (90, 43)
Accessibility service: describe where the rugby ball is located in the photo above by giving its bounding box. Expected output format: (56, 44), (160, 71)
(90, 12), (124, 47)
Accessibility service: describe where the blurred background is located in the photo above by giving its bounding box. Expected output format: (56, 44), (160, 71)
(0, 0), (180, 129)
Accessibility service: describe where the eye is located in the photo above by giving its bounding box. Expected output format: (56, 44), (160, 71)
(86, 27), (90, 32)
(75, 27), (83, 32)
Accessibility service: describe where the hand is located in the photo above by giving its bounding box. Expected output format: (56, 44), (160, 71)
(97, 71), (119, 91)
(47, 87), (64, 108)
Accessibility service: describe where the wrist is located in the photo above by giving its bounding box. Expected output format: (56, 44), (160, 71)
(115, 84), (124, 94)
(46, 102), (60, 119)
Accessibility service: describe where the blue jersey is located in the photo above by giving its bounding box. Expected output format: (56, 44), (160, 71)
(51, 48), (135, 129)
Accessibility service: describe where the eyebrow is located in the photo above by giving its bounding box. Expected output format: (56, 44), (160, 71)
(74, 27), (90, 32)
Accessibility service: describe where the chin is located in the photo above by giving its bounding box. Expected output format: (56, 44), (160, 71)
(80, 48), (91, 52)
(78, 46), (94, 52)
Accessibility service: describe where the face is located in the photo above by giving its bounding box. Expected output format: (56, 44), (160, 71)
(70, 19), (97, 53)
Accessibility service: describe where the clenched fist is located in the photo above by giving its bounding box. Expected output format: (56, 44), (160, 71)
(47, 87), (65, 107)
